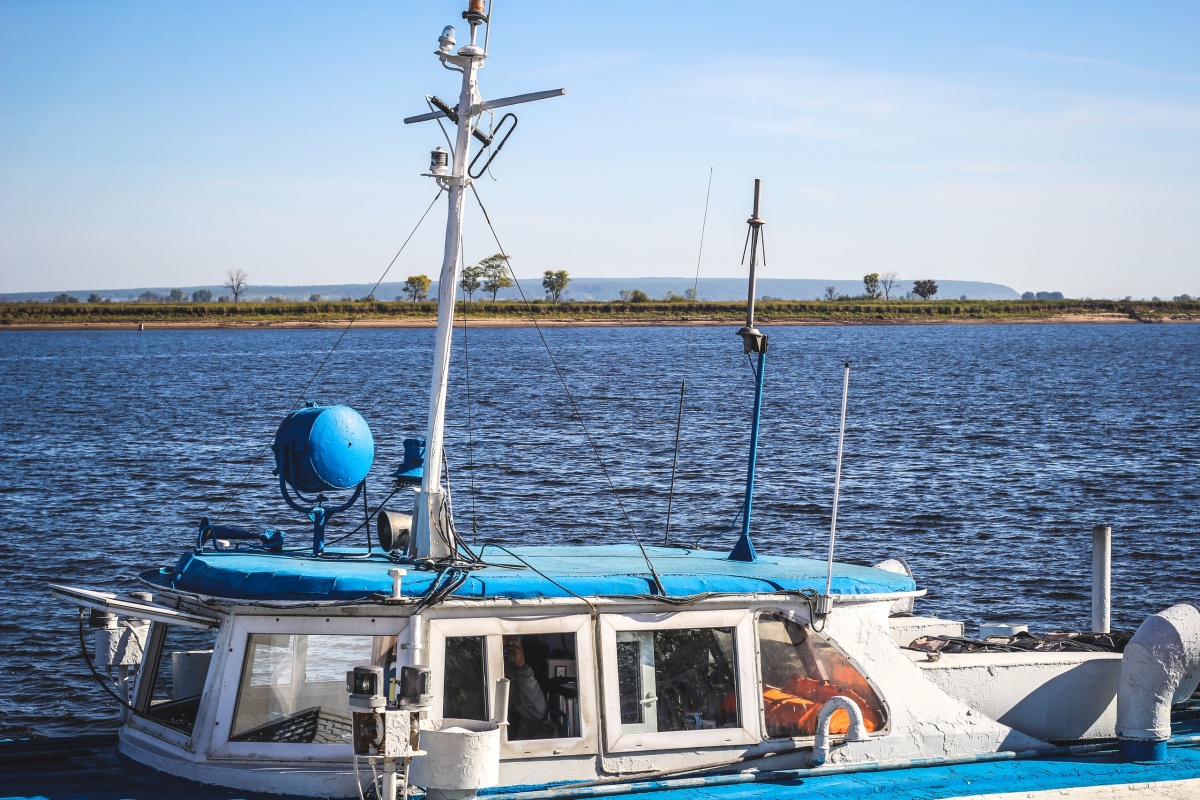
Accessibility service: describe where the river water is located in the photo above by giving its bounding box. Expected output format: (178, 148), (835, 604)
(1, 322), (1197, 738)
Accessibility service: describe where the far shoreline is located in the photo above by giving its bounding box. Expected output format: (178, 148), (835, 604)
(3, 312), (1197, 331)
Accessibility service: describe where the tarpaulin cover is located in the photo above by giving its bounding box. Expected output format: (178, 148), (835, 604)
(146, 544), (916, 602)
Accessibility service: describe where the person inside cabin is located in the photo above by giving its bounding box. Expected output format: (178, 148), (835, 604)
(503, 635), (555, 739)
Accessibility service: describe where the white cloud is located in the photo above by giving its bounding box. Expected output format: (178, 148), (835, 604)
(990, 47), (1200, 86)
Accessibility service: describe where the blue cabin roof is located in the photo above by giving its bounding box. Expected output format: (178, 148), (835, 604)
(146, 544), (916, 602)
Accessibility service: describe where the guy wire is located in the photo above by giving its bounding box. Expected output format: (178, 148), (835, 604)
(469, 183), (666, 596)
(216, 188), (445, 518)
(664, 168), (713, 546)
(460, 255), (481, 546)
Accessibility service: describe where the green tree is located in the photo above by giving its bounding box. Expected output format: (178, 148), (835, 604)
(542, 269), (570, 305)
(87, 293), (103, 303)
(52, 293), (80, 303)
(402, 275), (432, 302)
(169, 288), (187, 302)
(685, 287), (697, 301)
(912, 279), (938, 300)
(460, 263), (484, 302)
(863, 273), (880, 300)
(619, 289), (650, 303)
(480, 253), (513, 301)
(192, 289), (213, 303)
(309, 293), (322, 302)
(824, 285), (837, 301)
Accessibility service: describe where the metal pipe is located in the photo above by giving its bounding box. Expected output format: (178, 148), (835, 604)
(823, 363), (851, 603)
(730, 180), (766, 563)
(492, 677), (510, 727)
(732, 349), (765, 562)
(415, 36), (484, 561)
(381, 759), (398, 800)
(1092, 524), (1111, 633)
(744, 179), (762, 329)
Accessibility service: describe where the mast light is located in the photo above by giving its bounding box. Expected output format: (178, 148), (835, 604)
(438, 26), (456, 54)
(429, 147), (450, 175)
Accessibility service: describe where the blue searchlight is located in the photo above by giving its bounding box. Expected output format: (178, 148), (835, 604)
(273, 402), (375, 555)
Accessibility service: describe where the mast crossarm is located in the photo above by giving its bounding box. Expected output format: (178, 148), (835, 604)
(403, 88), (566, 125)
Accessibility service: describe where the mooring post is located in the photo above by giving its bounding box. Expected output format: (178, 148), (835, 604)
(1092, 524), (1112, 633)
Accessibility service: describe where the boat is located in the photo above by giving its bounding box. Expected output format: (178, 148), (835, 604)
(15, 2), (1200, 799)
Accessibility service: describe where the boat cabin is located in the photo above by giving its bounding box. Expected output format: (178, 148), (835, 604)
(55, 543), (1093, 798)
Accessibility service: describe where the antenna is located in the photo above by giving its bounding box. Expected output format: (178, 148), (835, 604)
(729, 179), (767, 563)
(820, 362), (851, 614)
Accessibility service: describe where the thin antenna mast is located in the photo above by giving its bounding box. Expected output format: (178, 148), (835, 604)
(729, 179), (767, 563)
(821, 362), (851, 613)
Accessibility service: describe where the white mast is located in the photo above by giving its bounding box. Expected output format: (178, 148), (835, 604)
(413, 10), (486, 560)
(405, 4), (565, 560)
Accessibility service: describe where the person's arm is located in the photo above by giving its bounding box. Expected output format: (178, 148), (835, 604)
(510, 664), (548, 720)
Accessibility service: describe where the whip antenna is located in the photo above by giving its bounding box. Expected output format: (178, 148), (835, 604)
(820, 362), (851, 615)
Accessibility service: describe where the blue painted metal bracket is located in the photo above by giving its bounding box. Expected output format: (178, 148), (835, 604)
(276, 453), (365, 556)
(196, 516), (284, 552)
(392, 437), (426, 485)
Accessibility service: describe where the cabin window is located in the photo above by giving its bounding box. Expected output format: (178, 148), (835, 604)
(140, 623), (219, 735)
(229, 633), (397, 744)
(502, 632), (580, 740)
(440, 632), (582, 741)
(443, 635), (488, 721)
(758, 613), (887, 738)
(615, 627), (739, 734)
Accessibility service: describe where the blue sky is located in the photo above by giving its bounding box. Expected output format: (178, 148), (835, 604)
(2, 0), (1197, 298)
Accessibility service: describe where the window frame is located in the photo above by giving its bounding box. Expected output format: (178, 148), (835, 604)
(208, 614), (410, 761)
(427, 613), (597, 759)
(753, 608), (890, 742)
(598, 610), (759, 753)
(127, 621), (202, 749)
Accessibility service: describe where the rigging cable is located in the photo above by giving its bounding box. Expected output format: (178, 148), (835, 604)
(458, 237), (482, 547)
(214, 188), (446, 521)
(469, 184), (666, 596)
(664, 167), (713, 546)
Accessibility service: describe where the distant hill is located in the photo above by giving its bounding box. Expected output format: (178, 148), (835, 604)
(3, 277), (1021, 303)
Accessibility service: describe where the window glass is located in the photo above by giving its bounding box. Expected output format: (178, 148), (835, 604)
(501, 632), (579, 740)
(230, 634), (397, 744)
(615, 627), (738, 734)
(758, 613), (886, 738)
(444, 635), (488, 721)
(144, 624), (219, 735)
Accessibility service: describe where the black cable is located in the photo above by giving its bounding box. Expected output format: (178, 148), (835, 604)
(460, 276), (481, 547)
(77, 609), (142, 716)
(215, 189), (445, 518)
(361, 480), (374, 555)
(322, 487), (403, 548)
(469, 185), (667, 596)
(664, 168), (713, 546)
(481, 544), (597, 614)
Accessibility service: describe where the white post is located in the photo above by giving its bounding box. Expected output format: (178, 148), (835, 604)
(821, 363), (851, 613)
(1092, 524), (1112, 633)
(413, 37), (484, 561)
(382, 758), (398, 800)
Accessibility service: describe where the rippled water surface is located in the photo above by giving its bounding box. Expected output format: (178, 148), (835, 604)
(1, 323), (1197, 737)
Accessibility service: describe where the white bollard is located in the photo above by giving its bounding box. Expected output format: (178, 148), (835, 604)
(1092, 525), (1111, 634)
